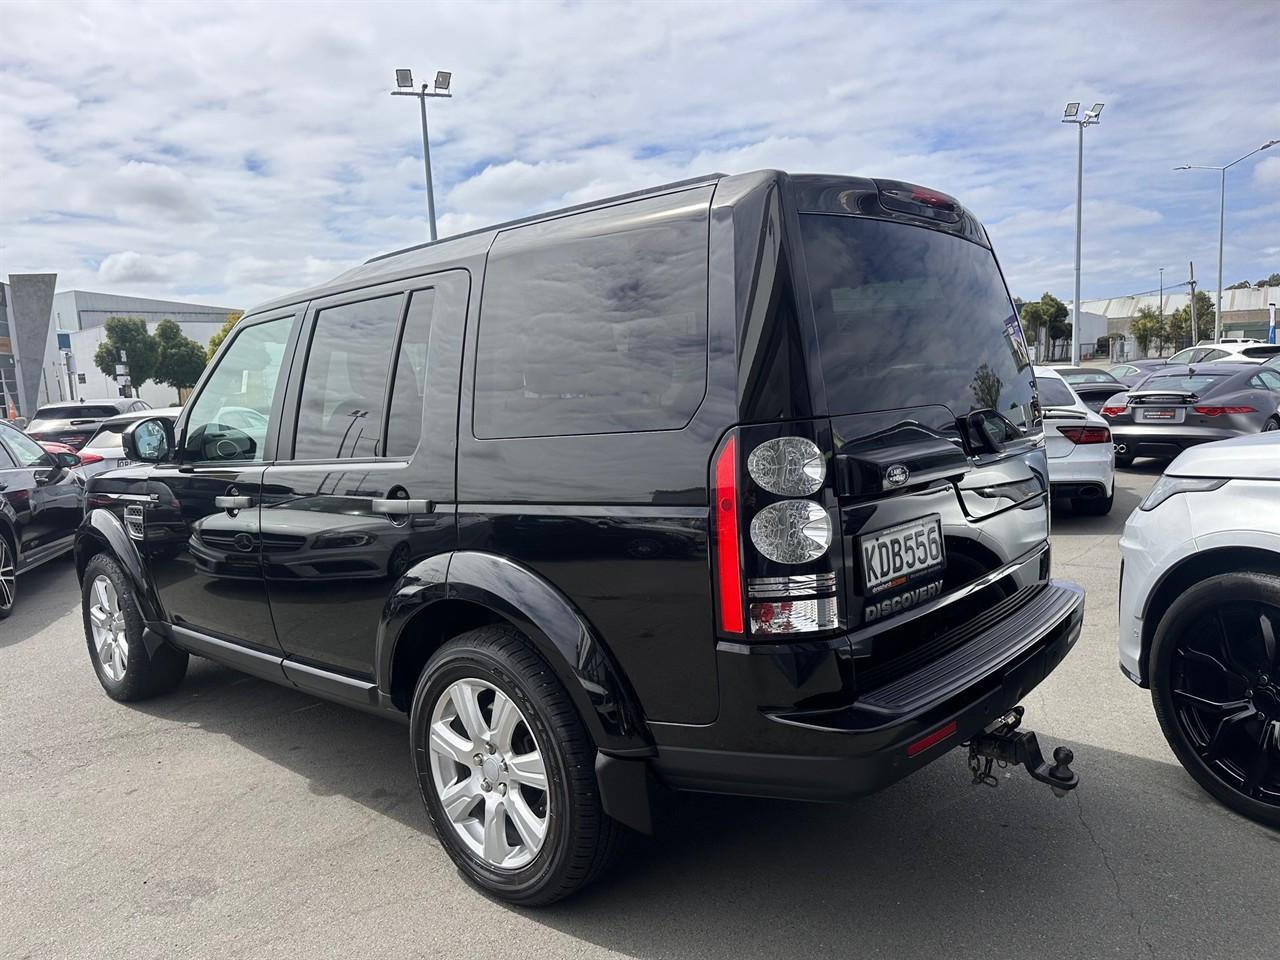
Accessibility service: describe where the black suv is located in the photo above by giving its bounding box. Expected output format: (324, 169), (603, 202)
(75, 171), (1084, 904)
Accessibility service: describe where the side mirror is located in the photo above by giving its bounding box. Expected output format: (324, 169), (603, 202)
(55, 451), (82, 469)
(122, 417), (174, 464)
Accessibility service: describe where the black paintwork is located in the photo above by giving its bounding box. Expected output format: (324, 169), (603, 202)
(1, 421), (83, 585)
(74, 169), (1083, 805)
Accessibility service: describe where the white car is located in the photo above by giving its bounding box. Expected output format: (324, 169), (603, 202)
(71, 407), (183, 482)
(1118, 432), (1280, 827)
(1165, 341), (1280, 365)
(1034, 366), (1115, 514)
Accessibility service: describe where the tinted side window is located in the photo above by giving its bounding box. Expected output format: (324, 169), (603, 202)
(294, 295), (404, 460)
(0, 434), (14, 468)
(184, 316), (292, 462)
(1035, 377), (1077, 407)
(0, 422), (54, 468)
(473, 188), (711, 439)
(1256, 370), (1280, 392)
(384, 290), (435, 459)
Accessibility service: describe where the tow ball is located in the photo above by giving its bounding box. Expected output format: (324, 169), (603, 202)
(964, 706), (1078, 798)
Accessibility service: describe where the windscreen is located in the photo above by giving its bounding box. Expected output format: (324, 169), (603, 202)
(33, 405), (118, 420)
(801, 215), (1035, 429)
(1035, 377), (1077, 407)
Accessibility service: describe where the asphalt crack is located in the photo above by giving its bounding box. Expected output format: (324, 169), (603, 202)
(1073, 789), (1155, 959)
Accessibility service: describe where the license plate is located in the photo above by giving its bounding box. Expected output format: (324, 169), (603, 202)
(1137, 407), (1184, 423)
(860, 515), (945, 594)
(116, 458), (133, 468)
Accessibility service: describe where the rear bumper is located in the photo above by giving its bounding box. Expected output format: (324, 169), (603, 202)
(650, 580), (1084, 801)
(1111, 425), (1239, 459)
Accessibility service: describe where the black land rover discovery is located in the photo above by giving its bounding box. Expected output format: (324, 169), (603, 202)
(75, 170), (1084, 904)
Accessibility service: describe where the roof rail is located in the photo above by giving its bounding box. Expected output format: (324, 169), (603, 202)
(364, 172), (728, 264)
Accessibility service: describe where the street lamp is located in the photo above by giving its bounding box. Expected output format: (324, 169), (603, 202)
(391, 67), (454, 242)
(1062, 101), (1104, 365)
(1174, 138), (1278, 342)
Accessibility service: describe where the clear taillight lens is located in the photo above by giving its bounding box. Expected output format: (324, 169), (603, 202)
(747, 437), (825, 496)
(749, 597), (839, 635)
(749, 499), (832, 564)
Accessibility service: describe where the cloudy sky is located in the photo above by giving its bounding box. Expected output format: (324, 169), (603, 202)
(1, 0), (1277, 312)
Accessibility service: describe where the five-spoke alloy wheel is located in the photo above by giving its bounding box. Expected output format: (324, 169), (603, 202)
(410, 625), (623, 905)
(1152, 571), (1280, 827)
(88, 575), (129, 681)
(0, 536), (15, 619)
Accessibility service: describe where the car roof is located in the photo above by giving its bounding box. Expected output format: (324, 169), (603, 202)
(1032, 365), (1066, 380)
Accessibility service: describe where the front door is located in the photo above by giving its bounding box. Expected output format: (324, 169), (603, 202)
(0, 421), (82, 563)
(261, 273), (467, 677)
(143, 311), (298, 651)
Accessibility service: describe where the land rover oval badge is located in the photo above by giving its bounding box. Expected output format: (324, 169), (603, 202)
(885, 464), (910, 488)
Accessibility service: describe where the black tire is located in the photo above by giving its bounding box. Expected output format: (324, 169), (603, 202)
(1072, 491), (1114, 515)
(81, 553), (188, 702)
(410, 625), (623, 905)
(0, 532), (15, 620)
(1150, 572), (1280, 828)
(1114, 453), (1135, 468)
(1264, 417), (1279, 433)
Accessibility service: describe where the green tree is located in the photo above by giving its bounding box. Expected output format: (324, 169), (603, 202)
(1254, 272), (1280, 288)
(1019, 302), (1047, 360)
(93, 317), (159, 390)
(1168, 290), (1216, 344)
(154, 319), (208, 392)
(1225, 280), (1252, 290)
(1129, 306), (1165, 357)
(207, 310), (243, 360)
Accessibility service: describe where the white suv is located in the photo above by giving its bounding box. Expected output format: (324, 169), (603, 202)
(1118, 432), (1280, 826)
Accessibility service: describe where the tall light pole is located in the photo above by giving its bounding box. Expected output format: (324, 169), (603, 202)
(392, 68), (453, 242)
(1174, 138), (1278, 343)
(1062, 102), (1103, 365)
(1158, 266), (1165, 342)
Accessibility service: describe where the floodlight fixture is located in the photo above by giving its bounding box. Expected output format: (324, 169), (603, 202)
(434, 71), (451, 92)
(1063, 102), (1079, 119)
(395, 68), (414, 89)
(1089, 103), (1105, 117)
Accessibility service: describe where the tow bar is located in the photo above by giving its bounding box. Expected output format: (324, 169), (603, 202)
(965, 706), (1078, 798)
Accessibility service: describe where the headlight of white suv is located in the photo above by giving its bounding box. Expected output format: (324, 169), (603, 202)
(1139, 475), (1228, 512)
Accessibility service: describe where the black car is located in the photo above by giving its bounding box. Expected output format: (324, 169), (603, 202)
(73, 171), (1084, 904)
(26, 398), (152, 450)
(0, 420), (84, 618)
(1052, 366), (1128, 411)
(1101, 362), (1280, 466)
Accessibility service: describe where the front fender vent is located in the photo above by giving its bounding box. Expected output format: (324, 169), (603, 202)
(124, 505), (145, 541)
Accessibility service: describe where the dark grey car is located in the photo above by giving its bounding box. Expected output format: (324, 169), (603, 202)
(1101, 362), (1280, 465)
(26, 398), (151, 450)
(1106, 359), (1167, 387)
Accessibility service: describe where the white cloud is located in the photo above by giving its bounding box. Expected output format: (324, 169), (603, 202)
(0, 0), (1277, 311)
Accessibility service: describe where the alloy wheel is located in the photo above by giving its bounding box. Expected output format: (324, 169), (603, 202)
(1172, 601), (1280, 806)
(427, 678), (550, 870)
(0, 539), (14, 611)
(88, 575), (129, 682)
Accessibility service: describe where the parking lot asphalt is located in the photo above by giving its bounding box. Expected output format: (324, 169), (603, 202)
(3, 461), (1277, 960)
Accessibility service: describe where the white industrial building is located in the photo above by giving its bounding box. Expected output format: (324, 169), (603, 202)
(1, 275), (236, 417)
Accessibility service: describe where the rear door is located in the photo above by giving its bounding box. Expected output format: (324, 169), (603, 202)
(798, 211), (1048, 667)
(260, 271), (467, 678)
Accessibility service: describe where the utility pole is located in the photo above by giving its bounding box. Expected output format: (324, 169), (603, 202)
(1158, 267), (1165, 348)
(1188, 262), (1198, 347)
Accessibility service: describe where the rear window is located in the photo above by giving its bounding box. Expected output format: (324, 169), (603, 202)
(85, 422), (128, 452)
(801, 215), (1035, 430)
(472, 188), (711, 439)
(1035, 377), (1077, 407)
(1241, 345), (1280, 359)
(1139, 373), (1229, 393)
(33, 405), (118, 420)
(1060, 370), (1119, 385)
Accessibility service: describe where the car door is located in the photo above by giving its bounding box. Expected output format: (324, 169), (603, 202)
(259, 272), (466, 678)
(0, 420), (81, 560)
(141, 310), (299, 651)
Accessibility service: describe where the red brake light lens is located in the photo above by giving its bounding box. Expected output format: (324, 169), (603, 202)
(78, 453), (104, 465)
(1058, 426), (1111, 444)
(1193, 406), (1255, 417)
(712, 435), (744, 634)
(907, 721), (958, 758)
(1100, 405), (1126, 417)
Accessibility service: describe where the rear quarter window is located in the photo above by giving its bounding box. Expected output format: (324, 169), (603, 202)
(1035, 377), (1077, 407)
(472, 188), (711, 439)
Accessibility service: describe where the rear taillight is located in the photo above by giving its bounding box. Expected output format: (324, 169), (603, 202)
(1100, 405), (1126, 418)
(712, 435), (744, 634)
(1193, 406), (1255, 416)
(78, 453), (104, 465)
(1058, 426), (1111, 444)
(713, 426), (843, 639)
